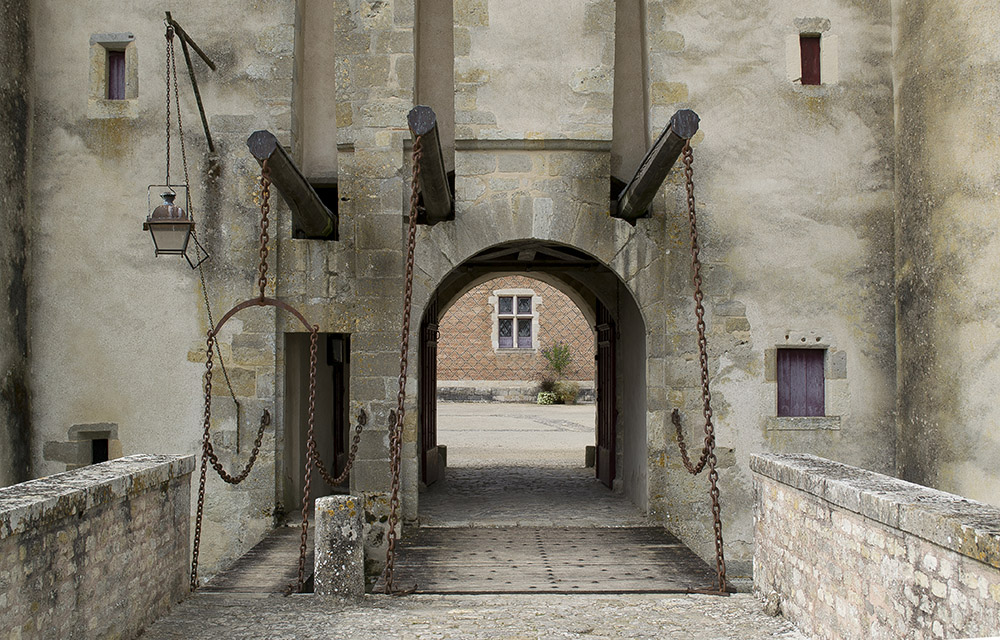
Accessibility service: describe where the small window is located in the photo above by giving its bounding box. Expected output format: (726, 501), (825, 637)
(107, 50), (126, 99)
(800, 35), (821, 85)
(92, 438), (110, 464)
(497, 294), (533, 349)
(777, 348), (825, 416)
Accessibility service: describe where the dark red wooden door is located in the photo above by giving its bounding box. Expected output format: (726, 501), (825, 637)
(596, 301), (616, 488)
(420, 299), (440, 485)
(329, 334), (350, 477)
(777, 348), (824, 417)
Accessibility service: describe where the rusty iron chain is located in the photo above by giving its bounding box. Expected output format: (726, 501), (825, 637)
(165, 26), (173, 187)
(204, 407), (271, 484)
(380, 135), (423, 594)
(190, 332), (273, 589)
(670, 142), (728, 593)
(294, 327), (320, 592)
(310, 411), (367, 487)
(258, 162), (271, 300)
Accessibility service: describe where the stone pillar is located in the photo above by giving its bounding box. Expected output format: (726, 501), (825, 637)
(0, 0), (32, 487)
(893, 1), (1000, 507)
(314, 495), (365, 596)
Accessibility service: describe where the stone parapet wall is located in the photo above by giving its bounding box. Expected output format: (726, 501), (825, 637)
(0, 454), (195, 639)
(752, 453), (1000, 639)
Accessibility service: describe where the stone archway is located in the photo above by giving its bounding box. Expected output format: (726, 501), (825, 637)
(414, 240), (649, 513)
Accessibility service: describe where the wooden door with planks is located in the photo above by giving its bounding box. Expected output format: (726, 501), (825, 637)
(596, 301), (616, 488)
(420, 299), (441, 485)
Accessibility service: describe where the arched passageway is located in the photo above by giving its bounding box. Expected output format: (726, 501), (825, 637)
(416, 241), (649, 517)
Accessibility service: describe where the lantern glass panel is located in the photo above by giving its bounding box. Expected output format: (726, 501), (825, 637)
(150, 223), (192, 254)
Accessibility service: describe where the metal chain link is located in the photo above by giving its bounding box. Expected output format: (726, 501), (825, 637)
(670, 142), (727, 593)
(165, 26), (173, 188)
(258, 162), (271, 300)
(190, 333), (273, 589)
(311, 413), (367, 487)
(381, 135), (423, 594)
(295, 327), (320, 592)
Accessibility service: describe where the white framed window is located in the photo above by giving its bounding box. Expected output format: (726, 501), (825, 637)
(490, 289), (540, 350)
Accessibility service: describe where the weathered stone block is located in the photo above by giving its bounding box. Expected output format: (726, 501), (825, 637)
(314, 495), (365, 596)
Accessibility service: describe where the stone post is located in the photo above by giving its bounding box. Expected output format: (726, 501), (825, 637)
(314, 495), (365, 596)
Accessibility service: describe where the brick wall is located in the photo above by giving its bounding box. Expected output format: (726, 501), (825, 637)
(438, 275), (595, 382)
(0, 454), (195, 639)
(752, 454), (1000, 639)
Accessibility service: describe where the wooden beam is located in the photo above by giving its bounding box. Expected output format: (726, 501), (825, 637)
(614, 109), (700, 223)
(246, 130), (338, 240)
(407, 106), (454, 225)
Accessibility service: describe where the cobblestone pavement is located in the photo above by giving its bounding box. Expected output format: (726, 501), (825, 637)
(425, 403), (644, 527)
(438, 402), (595, 467)
(140, 592), (806, 639)
(419, 466), (647, 527)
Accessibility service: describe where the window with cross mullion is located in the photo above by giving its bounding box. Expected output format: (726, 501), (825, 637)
(498, 295), (533, 349)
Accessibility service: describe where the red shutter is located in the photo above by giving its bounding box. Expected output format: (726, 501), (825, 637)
(108, 51), (126, 99)
(777, 349), (825, 416)
(800, 35), (821, 85)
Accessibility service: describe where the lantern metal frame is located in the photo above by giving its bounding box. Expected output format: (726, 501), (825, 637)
(144, 185), (208, 268)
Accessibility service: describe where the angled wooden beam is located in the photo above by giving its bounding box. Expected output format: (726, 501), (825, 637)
(247, 130), (338, 240)
(614, 108), (700, 223)
(407, 106), (454, 225)
(165, 12), (217, 152)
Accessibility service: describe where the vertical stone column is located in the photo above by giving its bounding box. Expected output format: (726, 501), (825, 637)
(893, 2), (1000, 507)
(0, 0), (32, 487)
(333, 0), (416, 516)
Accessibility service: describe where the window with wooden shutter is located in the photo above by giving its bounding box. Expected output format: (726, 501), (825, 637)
(107, 50), (126, 99)
(800, 35), (821, 85)
(777, 348), (825, 416)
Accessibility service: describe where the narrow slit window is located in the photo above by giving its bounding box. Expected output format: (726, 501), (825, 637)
(777, 348), (825, 416)
(107, 50), (126, 99)
(800, 35), (821, 85)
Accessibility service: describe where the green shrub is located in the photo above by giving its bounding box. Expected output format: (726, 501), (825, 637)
(553, 380), (580, 405)
(539, 376), (556, 393)
(542, 342), (572, 378)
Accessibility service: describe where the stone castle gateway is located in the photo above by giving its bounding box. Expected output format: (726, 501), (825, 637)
(1, 0), (999, 607)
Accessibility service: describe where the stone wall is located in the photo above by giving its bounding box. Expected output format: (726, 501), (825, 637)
(753, 453), (1000, 639)
(893, 1), (1000, 508)
(650, 0), (898, 578)
(0, 0), (32, 487)
(0, 454), (194, 639)
(27, 0), (294, 577)
(437, 275), (595, 382)
(16, 0), (907, 586)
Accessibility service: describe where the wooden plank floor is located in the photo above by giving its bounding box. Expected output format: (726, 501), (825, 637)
(378, 527), (717, 594)
(201, 523), (313, 594)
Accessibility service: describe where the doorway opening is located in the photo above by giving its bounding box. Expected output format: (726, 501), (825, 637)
(282, 332), (351, 514)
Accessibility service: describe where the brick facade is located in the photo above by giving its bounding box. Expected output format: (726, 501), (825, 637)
(438, 276), (595, 382)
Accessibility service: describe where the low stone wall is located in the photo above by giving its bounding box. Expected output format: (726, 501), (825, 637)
(437, 380), (595, 404)
(752, 453), (1000, 639)
(1, 454), (195, 639)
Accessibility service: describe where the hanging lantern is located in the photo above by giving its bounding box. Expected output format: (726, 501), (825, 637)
(144, 186), (207, 267)
(144, 23), (208, 270)
(144, 190), (194, 255)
